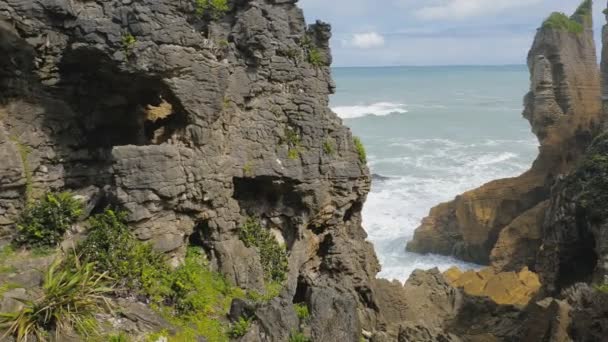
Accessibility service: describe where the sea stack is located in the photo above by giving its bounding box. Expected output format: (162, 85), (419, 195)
(407, 0), (602, 273)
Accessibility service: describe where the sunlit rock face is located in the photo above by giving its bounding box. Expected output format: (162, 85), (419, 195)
(407, 1), (602, 273)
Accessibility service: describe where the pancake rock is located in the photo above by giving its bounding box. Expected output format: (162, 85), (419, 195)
(407, 0), (603, 271)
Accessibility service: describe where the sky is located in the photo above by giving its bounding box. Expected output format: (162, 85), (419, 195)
(298, 0), (606, 67)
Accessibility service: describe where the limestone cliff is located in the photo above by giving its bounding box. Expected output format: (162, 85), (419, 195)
(0, 0), (381, 340)
(407, 0), (603, 271)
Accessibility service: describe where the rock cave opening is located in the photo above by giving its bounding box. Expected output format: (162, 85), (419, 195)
(55, 48), (188, 148)
(233, 176), (307, 249)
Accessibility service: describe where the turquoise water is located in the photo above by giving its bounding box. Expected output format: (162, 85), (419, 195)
(331, 66), (539, 281)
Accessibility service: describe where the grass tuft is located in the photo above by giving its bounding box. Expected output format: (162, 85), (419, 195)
(353, 137), (367, 163)
(0, 255), (113, 341)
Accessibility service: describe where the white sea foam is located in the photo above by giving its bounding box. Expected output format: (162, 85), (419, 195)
(332, 102), (408, 119)
(363, 138), (537, 282)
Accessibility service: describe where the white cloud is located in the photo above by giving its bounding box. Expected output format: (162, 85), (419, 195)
(349, 32), (386, 49)
(415, 0), (543, 20)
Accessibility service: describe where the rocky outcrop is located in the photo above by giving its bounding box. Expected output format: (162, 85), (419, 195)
(536, 132), (608, 293)
(407, 0), (603, 270)
(444, 267), (541, 307)
(0, 0), (381, 338)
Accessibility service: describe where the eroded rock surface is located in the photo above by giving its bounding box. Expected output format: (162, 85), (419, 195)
(407, 0), (603, 271)
(0, 0), (380, 338)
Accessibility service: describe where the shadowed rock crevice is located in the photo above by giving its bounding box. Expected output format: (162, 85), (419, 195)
(56, 48), (188, 148)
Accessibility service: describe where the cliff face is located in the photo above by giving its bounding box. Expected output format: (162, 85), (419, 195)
(0, 0), (382, 339)
(407, 1), (603, 270)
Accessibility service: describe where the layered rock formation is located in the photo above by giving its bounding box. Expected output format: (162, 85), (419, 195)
(407, 0), (603, 271)
(0, 0), (382, 339)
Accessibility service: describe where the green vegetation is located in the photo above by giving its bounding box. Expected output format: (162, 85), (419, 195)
(245, 280), (282, 303)
(122, 34), (137, 56)
(542, 12), (584, 33)
(145, 330), (169, 342)
(293, 303), (310, 321)
(308, 48), (323, 67)
(289, 330), (311, 342)
(573, 0), (592, 19)
(288, 148), (300, 160)
(564, 133), (608, 222)
(596, 283), (608, 293)
(195, 0), (229, 18)
(0, 256), (113, 341)
(239, 218), (289, 283)
(0, 265), (17, 274)
(9, 137), (33, 202)
(0, 245), (15, 259)
(76, 209), (170, 299)
(323, 139), (335, 155)
(74, 209), (256, 341)
(14, 192), (83, 249)
(107, 332), (131, 342)
(243, 162), (254, 177)
(0, 283), (20, 297)
(284, 127), (302, 161)
(353, 137), (367, 163)
(228, 317), (252, 338)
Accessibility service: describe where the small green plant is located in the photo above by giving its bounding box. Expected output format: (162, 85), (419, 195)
(284, 127), (302, 160)
(542, 12), (584, 33)
(293, 303), (310, 321)
(145, 330), (169, 342)
(14, 192), (83, 249)
(228, 316), (251, 338)
(122, 33), (137, 56)
(195, 0), (229, 18)
(308, 48), (323, 67)
(0, 255), (113, 341)
(288, 148), (300, 160)
(0, 245), (15, 259)
(239, 218), (289, 283)
(323, 139), (335, 155)
(596, 283), (608, 293)
(300, 36), (313, 49)
(289, 330), (311, 342)
(284, 128), (301, 147)
(243, 162), (254, 177)
(353, 137), (367, 163)
(108, 332), (131, 342)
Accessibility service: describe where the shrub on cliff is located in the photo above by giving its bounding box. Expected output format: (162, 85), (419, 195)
(0, 255), (113, 341)
(239, 218), (289, 283)
(195, 0), (229, 18)
(353, 136), (367, 163)
(308, 48), (324, 67)
(77, 209), (171, 299)
(14, 192), (83, 249)
(542, 12), (584, 33)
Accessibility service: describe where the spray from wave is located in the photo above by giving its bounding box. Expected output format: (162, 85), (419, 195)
(332, 102), (408, 119)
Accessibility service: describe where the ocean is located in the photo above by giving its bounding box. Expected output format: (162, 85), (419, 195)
(331, 65), (539, 282)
